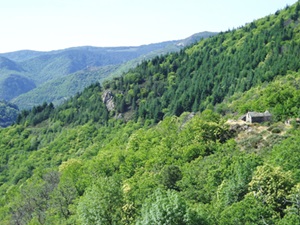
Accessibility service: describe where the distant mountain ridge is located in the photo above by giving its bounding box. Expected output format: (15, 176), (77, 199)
(0, 32), (216, 62)
(0, 56), (24, 71)
(0, 31), (217, 108)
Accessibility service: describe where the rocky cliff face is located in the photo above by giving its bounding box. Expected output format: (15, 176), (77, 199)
(102, 90), (115, 111)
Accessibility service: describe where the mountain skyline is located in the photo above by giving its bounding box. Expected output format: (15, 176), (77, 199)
(0, 31), (217, 112)
(0, 0), (297, 53)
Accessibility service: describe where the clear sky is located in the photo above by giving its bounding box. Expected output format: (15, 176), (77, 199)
(0, 0), (298, 53)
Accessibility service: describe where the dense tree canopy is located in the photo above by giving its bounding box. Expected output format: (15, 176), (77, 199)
(102, 1), (300, 123)
(1, 2), (300, 224)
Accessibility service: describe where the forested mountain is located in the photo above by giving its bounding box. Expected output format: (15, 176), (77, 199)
(0, 32), (216, 108)
(11, 65), (119, 109)
(0, 2), (300, 225)
(0, 32), (216, 126)
(104, 3), (300, 123)
(0, 44), (166, 101)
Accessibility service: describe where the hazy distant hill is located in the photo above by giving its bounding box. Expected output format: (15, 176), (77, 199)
(0, 31), (217, 109)
(0, 50), (47, 62)
(0, 56), (24, 71)
(12, 65), (119, 109)
(0, 57), (36, 101)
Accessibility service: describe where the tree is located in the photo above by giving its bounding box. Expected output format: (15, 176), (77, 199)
(77, 176), (123, 225)
(10, 171), (60, 225)
(280, 183), (300, 224)
(249, 164), (294, 215)
(216, 153), (261, 207)
(160, 165), (182, 190)
(219, 194), (279, 225)
(136, 189), (207, 224)
(50, 179), (78, 220)
(136, 189), (188, 225)
(270, 131), (300, 181)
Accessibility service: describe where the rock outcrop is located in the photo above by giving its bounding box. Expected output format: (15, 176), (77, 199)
(102, 90), (115, 111)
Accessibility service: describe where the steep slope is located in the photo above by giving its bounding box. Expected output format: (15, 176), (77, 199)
(109, 31), (218, 79)
(4, 37), (210, 85)
(12, 65), (119, 108)
(1, 3), (300, 224)
(105, 3), (300, 123)
(2, 74), (300, 224)
(217, 70), (300, 121)
(0, 32), (216, 111)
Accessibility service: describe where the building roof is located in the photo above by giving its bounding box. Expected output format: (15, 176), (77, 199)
(247, 111), (272, 118)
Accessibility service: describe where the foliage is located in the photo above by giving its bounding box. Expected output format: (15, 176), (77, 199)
(105, 2), (300, 122)
(248, 164), (294, 214)
(1, 33), (215, 110)
(136, 189), (189, 225)
(1, 3), (300, 225)
(77, 176), (123, 225)
(0, 100), (19, 127)
(219, 194), (279, 225)
(223, 71), (300, 121)
(160, 165), (182, 190)
(12, 65), (119, 109)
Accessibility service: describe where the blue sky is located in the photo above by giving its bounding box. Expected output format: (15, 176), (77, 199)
(0, 0), (298, 53)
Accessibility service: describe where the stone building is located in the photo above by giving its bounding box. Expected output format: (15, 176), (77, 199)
(240, 111), (272, 123)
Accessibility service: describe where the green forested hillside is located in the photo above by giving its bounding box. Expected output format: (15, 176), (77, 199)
(0, 32), (215, 109)
(218, 71), (300, 121)
(105, 3), (300, 123)
(0, 57), (24, 71)
(11, 65), (119, 109)
(0, 74), (36, 102)
(0, 41), (180, 103)
(0, 2), (300, 225)
(12, 32), (217, 110)
(104, 32), (218, 80)
(0, 33), (216, 124)
(0, 101), (18, 127)
(0, 33), (215, 126)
